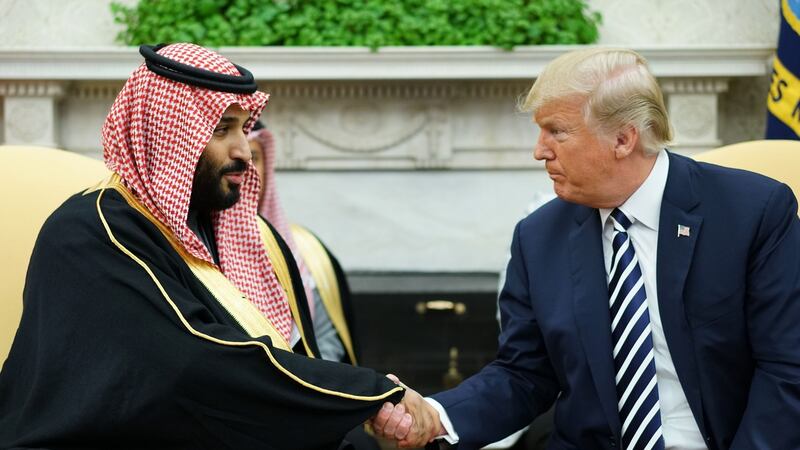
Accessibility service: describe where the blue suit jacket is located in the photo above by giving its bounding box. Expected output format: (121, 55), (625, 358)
(432, 153), (800, 450)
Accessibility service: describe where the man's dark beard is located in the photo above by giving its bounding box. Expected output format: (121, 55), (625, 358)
(189, 155), (247, 213)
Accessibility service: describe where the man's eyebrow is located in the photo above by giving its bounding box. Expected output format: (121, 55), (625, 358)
(215, 116), (240, 126)
(536, 117), (556, 127)
(538, 114), (569, 127)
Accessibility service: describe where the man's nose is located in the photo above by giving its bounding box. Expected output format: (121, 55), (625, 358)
(533, 134), (553, 161)
(231, 133), (252, 162)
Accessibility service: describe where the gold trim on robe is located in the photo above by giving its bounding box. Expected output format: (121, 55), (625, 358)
(88, 174), (290, 351)
(290, 224), (358, 365)
(257, 219), (315, 358)
(87, 174), (403, 400)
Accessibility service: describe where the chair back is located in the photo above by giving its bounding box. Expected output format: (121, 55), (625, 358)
(694, 140), (800, 214)
(0, 146), (108, 364)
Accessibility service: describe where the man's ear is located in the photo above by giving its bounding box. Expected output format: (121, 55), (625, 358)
(613, 126), (639, 159)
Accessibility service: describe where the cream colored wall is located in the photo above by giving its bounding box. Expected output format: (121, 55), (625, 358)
(0, 0), (782, 273)
(0, 0), (133, 48)
(594, 0), (778, 46)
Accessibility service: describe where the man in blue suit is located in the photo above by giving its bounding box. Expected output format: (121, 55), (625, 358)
(372, 48), (800, 450)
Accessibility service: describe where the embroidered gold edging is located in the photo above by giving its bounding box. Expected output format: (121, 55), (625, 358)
(189, 263), (292, 352)
(290, 224), (358, 366)
(93, 185), (403, 401)
(90, 174), (290, 352)
(257, 220), (315, 358)
(83, 175), (113, 196)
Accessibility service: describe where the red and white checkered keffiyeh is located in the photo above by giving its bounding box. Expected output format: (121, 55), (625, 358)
(249, 128), (316, 318)
(102, 43), (293, 343)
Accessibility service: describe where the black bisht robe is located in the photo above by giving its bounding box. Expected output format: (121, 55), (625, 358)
(0, 183), (403, 450)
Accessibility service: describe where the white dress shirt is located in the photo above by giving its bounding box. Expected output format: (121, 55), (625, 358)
(428, 150), (706, 449)
(598, 150), (705, 450)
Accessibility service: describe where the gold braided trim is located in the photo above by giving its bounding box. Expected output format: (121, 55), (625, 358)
(87, 174), (290, 351)
(90, 177), (402, 401)
(257, 219), (315, 358)
(290, 224), (357, 365)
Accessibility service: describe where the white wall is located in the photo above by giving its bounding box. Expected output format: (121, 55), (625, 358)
(0, 0), (781, 274)
(0, 0), (132, 48)
(595, 0), (778, 46)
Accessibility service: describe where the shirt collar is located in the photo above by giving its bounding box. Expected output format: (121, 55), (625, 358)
(599, 149), (669, 231)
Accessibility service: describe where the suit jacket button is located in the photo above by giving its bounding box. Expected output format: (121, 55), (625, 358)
(609, 437), (617, 447)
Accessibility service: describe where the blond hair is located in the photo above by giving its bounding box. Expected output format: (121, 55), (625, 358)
(521, 48), (672, 154)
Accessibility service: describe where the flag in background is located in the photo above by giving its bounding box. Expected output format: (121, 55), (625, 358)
(767, 0), (800, 139)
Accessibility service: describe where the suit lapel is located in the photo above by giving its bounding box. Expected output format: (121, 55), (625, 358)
(656, 152), (708, 438)
(569, 206), (621, 439)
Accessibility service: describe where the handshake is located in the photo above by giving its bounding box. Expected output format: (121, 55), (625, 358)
(370, 374), (447, 448)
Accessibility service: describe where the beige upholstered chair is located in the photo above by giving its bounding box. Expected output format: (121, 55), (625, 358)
(0, 146), (109, 365)
(694, 139), (800, 216)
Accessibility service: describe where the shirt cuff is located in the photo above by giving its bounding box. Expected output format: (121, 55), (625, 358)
(424, 397), (459, 445)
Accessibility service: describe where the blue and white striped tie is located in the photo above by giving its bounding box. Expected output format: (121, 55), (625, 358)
(608, 208), (665, 450)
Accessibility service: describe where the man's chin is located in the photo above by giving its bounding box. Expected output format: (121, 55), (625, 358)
(209, 182), (241, 211)
(220, 194), (241, 211)
(552, 185), (579, 205)
(222, 181), (241, 197)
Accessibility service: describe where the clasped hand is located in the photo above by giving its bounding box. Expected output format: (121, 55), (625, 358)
(370, 374), (445, 448)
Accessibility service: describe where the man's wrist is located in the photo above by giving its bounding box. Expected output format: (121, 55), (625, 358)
(423, 397), (459, 444)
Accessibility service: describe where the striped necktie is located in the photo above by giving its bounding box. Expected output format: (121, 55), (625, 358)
(608, 208), (665, 450)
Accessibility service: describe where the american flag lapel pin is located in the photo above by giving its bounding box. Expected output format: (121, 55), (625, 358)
(677, 224), (691, 237)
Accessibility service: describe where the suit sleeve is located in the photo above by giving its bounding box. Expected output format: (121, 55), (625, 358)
(730, 183), (800, 449)
(430, 221), (560, 448)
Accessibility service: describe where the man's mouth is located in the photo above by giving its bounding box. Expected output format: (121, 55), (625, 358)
(221, 161), (248, 185)
(223, 172), (245, 184)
